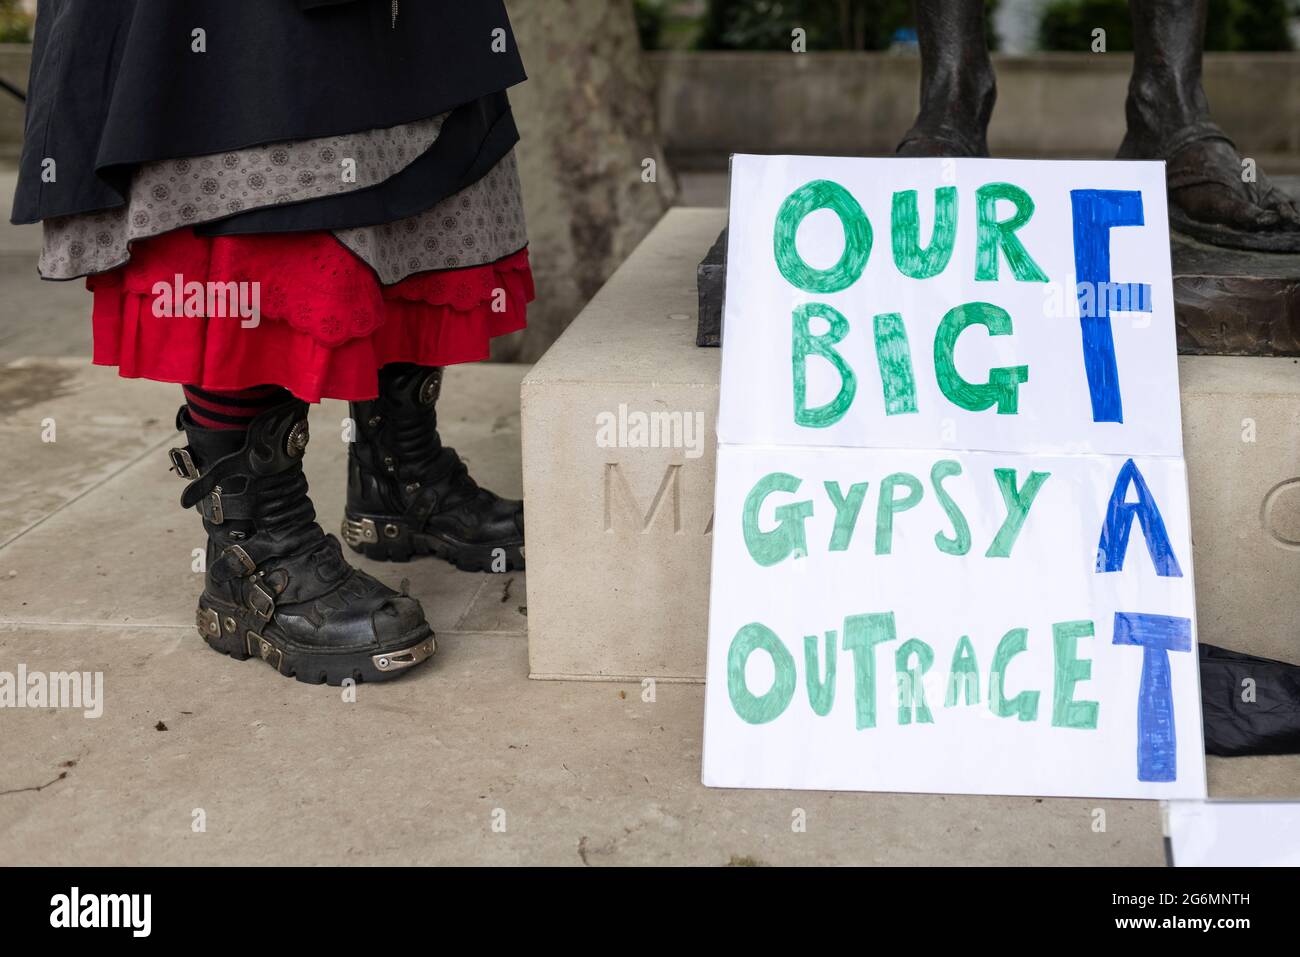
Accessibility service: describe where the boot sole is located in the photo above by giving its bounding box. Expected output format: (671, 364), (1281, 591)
(341, 512), (525, 572)
(195, 602), (436, 686)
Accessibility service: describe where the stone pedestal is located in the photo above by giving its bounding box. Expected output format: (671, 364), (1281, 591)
(521, 209), (722, 680)
(522, 208), (1300, 680)
(1173, 233), (1300, 355)
(1180, 359), (1300, 666)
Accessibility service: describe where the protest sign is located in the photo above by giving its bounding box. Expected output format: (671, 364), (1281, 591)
(702, 155), (1205, 798)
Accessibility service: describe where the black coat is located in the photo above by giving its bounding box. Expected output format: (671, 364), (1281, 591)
(12, 0), (526, 225)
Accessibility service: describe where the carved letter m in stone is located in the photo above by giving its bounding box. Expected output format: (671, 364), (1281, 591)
(603, 462), (682, 533)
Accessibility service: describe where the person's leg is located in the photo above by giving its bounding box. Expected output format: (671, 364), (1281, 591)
(1123, 0), (1300, 245)
(172, 384), (436, 683)
(343, 363), (524, 572)
(896, 0), (996, 157)
(181, 384), (290, 430)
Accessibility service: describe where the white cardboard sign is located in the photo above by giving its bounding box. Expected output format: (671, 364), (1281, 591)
(1167, 801), (1300, 866)
(702, 155), (1206, 798)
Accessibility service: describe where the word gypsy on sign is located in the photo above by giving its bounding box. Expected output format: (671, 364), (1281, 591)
(742, 463), (1050, 563)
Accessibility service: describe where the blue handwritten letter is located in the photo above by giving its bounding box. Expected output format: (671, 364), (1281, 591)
(1113, 612), (1193, 782)
(1096, 458), (1183, 577)
(1070, 190), (1151, 423)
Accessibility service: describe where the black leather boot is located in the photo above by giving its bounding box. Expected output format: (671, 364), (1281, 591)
(170, 399), (436, 684)
(343, 365), (524, 571)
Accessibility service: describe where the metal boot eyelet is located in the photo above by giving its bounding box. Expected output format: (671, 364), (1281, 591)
(418, 371), (442, 406)
(285, 420), (310, 458)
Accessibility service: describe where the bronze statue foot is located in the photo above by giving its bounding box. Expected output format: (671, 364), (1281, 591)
(898, 0), (994, 159)
(895, 125), (988, 158)
(1162, 132), (1300, 252)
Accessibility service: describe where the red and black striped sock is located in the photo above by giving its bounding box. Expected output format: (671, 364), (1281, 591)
(182, 384), (291, 431)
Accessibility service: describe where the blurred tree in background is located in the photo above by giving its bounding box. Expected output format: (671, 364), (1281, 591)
(1040, 0), (1294, 51)
(638, 0), (996, 51)
(0, 0), (34, 43)
(496, 0), (676, 361)
(637, 0), (1296, 52)
(1038, 0), (1133, 49)
(695, 0), (913, 50)
(635, 1), (668, 51)
(1207, 0), (1296, 50)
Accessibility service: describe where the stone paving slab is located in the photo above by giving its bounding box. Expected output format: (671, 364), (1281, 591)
(0, 618), (1292, 865)
(0, 623), (1176, 866)
(0, 263), (93, 364)
(0, 360), (176, 546)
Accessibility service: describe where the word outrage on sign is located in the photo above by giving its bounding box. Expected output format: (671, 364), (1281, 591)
(702, 155), (1204, 799)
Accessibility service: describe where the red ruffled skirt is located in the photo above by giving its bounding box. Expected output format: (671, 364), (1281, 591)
(88, 228), (533, 402)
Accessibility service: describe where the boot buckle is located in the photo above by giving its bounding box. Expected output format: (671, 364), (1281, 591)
(245, 631), (283, 671)
(341, 517), (379, 546)
(248, 582), (275, 621)
(196, 607), (221, 638)
(373, 636), (436, 673)
(226, 545), (257, 576)
(169, 448), (199, 479)
(203, 488), (224, 524)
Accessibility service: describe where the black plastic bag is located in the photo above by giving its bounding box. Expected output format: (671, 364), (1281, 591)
(1200, 643), (1300, 756)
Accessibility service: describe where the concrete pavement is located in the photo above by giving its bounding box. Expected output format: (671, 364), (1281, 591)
(0, 359), (1294, 866)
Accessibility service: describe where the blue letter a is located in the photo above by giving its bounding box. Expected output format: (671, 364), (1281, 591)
(1096, 458), (1183, 577)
